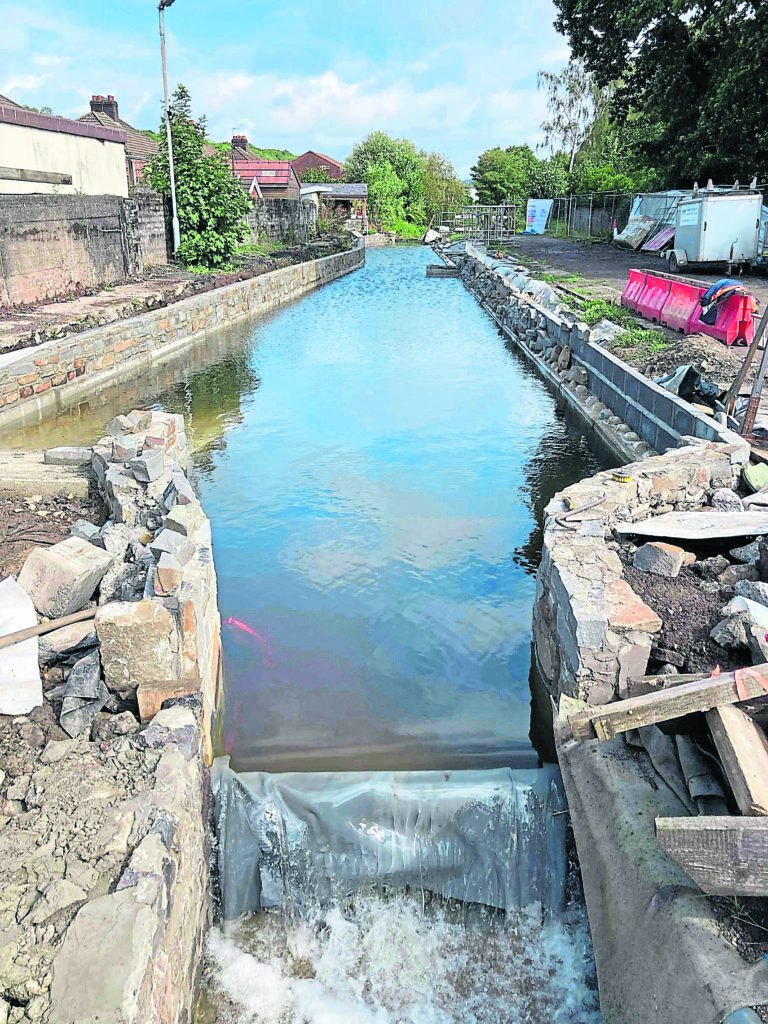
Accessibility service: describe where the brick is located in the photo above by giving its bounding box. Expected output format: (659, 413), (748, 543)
(136, 677), (202, 723)
(17, 373), (39, 385)
(34, 381), (51, 394)
(19, 385), (34, 399)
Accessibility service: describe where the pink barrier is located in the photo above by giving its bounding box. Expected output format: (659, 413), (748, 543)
(660, 279), (704, 333)
(622, 270), (757, 347)
(636, 275), (671, 321)
(621, 269), (646, 312)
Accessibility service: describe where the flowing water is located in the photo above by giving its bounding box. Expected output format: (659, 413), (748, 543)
(6, 245), (613, 1021)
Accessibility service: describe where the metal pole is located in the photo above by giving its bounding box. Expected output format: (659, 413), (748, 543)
(159, 1), (180, 253)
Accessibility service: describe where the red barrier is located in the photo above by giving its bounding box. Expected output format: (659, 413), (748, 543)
(622, 270), (757, 347)
(636, 275), (671, 321)
(693, 293), (757, 346)
(621, 269), (646, 312)
(661, 279), (704, 333)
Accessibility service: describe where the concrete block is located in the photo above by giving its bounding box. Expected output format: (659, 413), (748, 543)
(129, 450), (164, 483)
(18, 537), (114, 618)
(163, 500), (204, 539)
(95, 600), (181, 690)
(149, 529), (194, 566)
(43, 446), (92, 467)
(633, 542), (685, 578)
(70, 519), (102, 545)
(106, 414), (135, 436)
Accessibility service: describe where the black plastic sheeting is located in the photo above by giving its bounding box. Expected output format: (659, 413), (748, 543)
(212, 760), (568, 921)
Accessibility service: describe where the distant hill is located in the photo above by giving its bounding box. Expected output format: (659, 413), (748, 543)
(209, 141), (297, 161)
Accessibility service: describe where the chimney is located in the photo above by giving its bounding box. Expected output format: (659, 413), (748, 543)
(90, 94), (119, 122)
(231, 134), (248, 159)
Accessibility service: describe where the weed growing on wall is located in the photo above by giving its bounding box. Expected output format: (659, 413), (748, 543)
(147, 85), (251, 270)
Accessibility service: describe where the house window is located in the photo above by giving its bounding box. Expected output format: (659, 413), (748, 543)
(262, 170), (277, 177)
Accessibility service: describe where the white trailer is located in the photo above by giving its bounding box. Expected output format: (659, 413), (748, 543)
(668, 191), (763, 273)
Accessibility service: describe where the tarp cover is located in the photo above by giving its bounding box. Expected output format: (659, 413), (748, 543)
(213, 761), (567, 921)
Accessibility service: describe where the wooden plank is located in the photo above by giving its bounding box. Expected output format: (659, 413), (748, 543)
(615, 509), (768, 541)
(706, 705), (768, 815)
(0, 165), (73, 185)
(566, 664), (768, 742)
(656, 816), (768, 895)
(626, 672), (701, 699)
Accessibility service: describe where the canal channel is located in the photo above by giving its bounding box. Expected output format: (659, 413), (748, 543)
(8, 244), (614, 1021)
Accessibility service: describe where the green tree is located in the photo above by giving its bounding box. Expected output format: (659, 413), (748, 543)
(537, 59), (610, 172)
(297, 166), (334, 184)
(420, 151), (467, 221)
(470, 146), (540, 206)
(553, 0), (768, 184)
(345, 132), (425, 223)
(147, 84), (251, 268)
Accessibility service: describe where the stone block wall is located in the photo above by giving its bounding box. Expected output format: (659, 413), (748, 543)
(0, 239), (365, 433)
(0, 191), (172, 307)
(0, 194), (129, 307)
(246, 197), (318, 242)
(456, 245), (738, 458)
(128, 187), (170, 267)
(533, 441), (748, 704)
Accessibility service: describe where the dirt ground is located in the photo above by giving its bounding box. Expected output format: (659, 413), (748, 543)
(0, 236), (350, 355)
(0, 491), (107, 578)
(506, 234), (768, 308)
(505, 235), (767, 394)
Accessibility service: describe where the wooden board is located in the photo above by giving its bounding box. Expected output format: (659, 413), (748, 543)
(626, 672), (701, 699)
(615, 510), (768, 541)
(706, 705), (768, 815)
(566, 664), (768, 742)
(0, 165), (73, 186)
(656, 816), (768, 895)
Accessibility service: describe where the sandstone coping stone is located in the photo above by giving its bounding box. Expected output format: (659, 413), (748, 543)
(129, 450), (164, 483)
(163, 500), (203, 538)
(17, 537), (114, 618)
(633, 541), (685, 578)
(149, 528), (194, 566)
(95, 600), (181, 691)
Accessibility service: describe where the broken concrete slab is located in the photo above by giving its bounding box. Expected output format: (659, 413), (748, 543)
(95, 600), (181, 691)
(722, 595), (768, 632)
(18, 537), (114, 618)
(43, 447), (92, 467)
(633, 541), (685, 578)
(0, 576), (42, 715)
(0, 449), (90, 498)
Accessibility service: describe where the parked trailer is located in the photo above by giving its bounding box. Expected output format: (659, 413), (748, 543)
(668, 192), (763, 273)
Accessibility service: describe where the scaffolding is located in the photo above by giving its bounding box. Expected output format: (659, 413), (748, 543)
(437, 205), (519, 244)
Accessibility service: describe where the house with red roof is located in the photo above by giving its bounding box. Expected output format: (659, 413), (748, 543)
(292, 150), (344, 181)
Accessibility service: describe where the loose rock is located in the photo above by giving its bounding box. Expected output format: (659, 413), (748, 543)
(633, 541), (685, 578)
(17, 538), (113, 618)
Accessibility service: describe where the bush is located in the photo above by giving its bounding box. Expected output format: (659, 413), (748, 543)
(147, 85), (251, 269)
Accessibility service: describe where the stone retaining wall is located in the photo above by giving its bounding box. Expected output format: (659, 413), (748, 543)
(0, 239), (365, 434)
(1, 409), (218, 1023)
(246, 198), (318, 243)
(533, 441), (748, 705)
(454, 244), (741, 461)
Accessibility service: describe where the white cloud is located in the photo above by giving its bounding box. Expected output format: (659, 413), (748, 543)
(32, 55), (69, 67)
(2, 73), (53, 94)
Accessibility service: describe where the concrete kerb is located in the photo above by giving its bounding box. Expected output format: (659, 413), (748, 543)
(0, 238), (365, 435)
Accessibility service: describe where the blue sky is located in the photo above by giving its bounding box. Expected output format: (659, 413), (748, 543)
(2, 0), (570, 178)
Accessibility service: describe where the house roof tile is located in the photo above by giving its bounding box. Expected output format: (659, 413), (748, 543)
(77, 111), (158, 160)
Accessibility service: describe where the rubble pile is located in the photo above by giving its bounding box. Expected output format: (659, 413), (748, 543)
(0, 410), (217, 1024)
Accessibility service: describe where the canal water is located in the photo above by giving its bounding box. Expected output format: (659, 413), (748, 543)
(7, 244), (612, 1021)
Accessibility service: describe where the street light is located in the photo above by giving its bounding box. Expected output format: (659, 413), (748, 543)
(158, 0), (180, 253)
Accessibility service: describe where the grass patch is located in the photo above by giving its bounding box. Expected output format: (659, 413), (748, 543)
(562, 296), (671, 359)
(236, 238), (282, 257)
(540, 272), (582, 285)
(393, 220), (427, 240)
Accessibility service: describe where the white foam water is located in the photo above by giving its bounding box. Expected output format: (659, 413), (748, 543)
(201, 893), (603, 1024)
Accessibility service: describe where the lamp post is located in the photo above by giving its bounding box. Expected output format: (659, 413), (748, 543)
(158, 0), (180, 253)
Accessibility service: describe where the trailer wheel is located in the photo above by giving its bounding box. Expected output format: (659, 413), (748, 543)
(669, 251), (680, 273)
